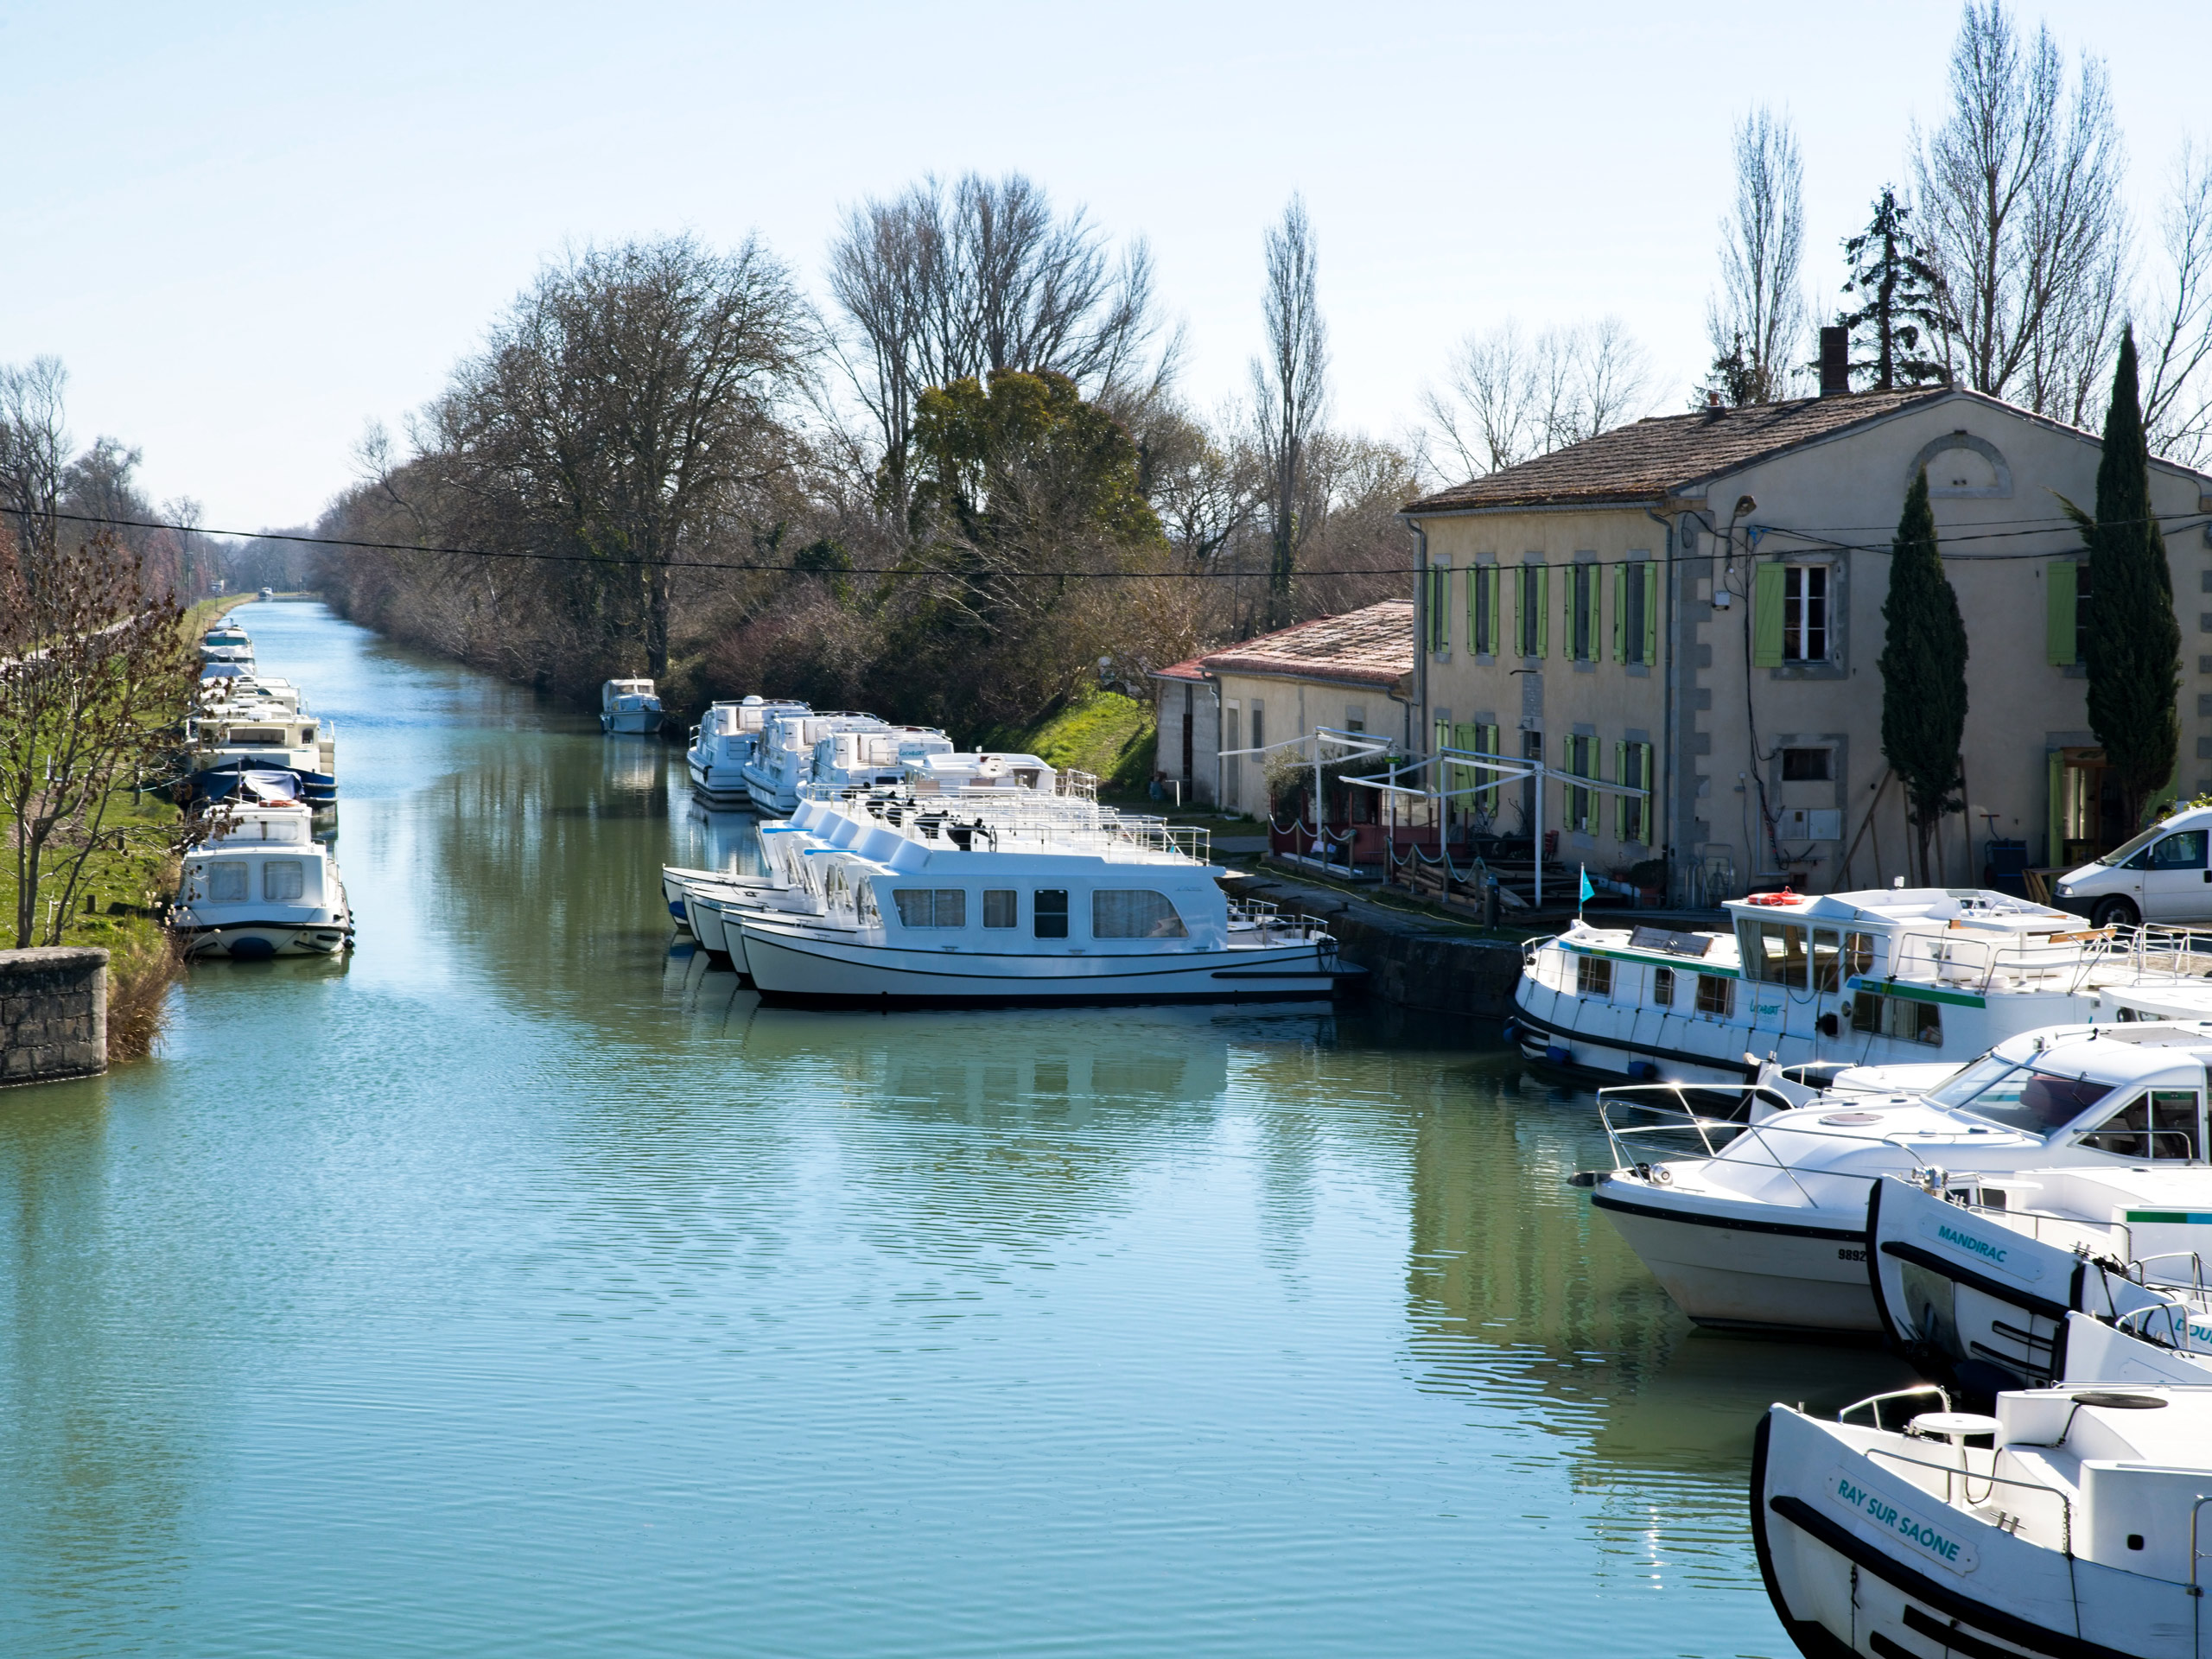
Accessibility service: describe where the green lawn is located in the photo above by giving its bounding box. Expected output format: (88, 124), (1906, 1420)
(992, 690), (1158, 793)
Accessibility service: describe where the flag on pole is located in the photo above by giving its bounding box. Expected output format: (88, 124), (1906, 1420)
(1578, 864), (1594, 915)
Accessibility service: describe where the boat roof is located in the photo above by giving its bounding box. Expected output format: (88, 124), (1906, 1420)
(1723, 887), (2075, 931)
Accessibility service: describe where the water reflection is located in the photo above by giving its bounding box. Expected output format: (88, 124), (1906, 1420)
(0, 604), (1884, 1657)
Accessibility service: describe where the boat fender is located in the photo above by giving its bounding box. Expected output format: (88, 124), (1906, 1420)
(1566, 1170), (1600, 1188)
(1815, 1012), (1839, 1037)
(1544, 1044), (1571, 1065)
(1627, 1060), (1660, 1081)
(1499, 1021), (1518, 1044)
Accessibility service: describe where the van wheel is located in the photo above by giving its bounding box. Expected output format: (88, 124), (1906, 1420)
(2093, 896), (2139, 928)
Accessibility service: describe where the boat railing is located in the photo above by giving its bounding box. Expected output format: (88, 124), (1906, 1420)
(1838, 1383), (1952, 1433)
(1597, 1086), (1951, 1210)
(1884, 920), (2212, 996)
(1864, 1443), (2070, 1539)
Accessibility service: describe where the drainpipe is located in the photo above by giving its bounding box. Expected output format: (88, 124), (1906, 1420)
(1404, 514), (1430, 831)
(1645, 503), (1675, 904)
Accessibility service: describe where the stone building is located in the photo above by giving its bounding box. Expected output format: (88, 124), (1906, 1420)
(1400, 365), (2212, 902)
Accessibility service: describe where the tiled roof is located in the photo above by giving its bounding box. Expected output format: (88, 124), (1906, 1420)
(1152, 656), (1207, 683)
(1403, 388), (1950, 512)
(1197, 600), (1414, 689)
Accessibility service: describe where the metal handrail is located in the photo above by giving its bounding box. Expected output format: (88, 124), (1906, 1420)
(1864, 1444), (2070, 1540)
(1840, 1383), (1953, 1432)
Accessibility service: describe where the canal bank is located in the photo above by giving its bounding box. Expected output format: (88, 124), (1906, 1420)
(0, 601), (1913, 1659)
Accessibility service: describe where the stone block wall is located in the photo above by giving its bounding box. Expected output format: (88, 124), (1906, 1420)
(0, 947), (109, 1086)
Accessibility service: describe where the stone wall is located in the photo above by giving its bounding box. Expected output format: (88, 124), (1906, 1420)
(0, 947), (109, 1087)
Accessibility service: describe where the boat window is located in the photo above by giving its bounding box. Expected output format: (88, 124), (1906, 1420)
(1033, 890), (1070, 939)
(1746, 921), (1808, 987)
(1844, 931), (1876, 977)
(1810, 928), (1842, 993)
(1575, 955), (1612, 998)
(982, 890), (1017, 930)
(1650, 967), (1674, 1007)
(262, 861), (305, 901)
(2075, 1090), (2202, 1160)
(209, 863), (248, 902)
(892, 888), (967, 928)
(1948, 1067), (2116, 1135)
(2097, 823), (2168, 868)
(1694, 974), (1732, 1017)
(1851, 991), (1880, 1033)
(1094, 890), (1189, 939)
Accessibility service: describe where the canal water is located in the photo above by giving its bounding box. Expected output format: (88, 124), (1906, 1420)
(0, 602), (1915, 1657)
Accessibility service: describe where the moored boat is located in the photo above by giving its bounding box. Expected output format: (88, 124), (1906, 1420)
(687, 696), (805, 806)
(600, 678), (663, 734)
(171, 801), (353, 959)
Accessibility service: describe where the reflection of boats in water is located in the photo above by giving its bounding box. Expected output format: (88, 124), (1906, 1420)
(599, 734), (661, 794)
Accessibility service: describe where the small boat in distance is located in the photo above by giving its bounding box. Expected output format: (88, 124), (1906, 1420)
(257, 586), (274, 600)
(601, 678), (664, 735)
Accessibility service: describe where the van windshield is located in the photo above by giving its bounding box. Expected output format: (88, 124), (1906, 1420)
(1928, 1055), (2117, 1135)
(2096, 824), (2168, 866)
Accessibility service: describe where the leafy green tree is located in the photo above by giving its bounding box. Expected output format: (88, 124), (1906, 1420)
(1878, 467), (1970, 882)
(1837, 186), (1952, 391)
(2063, 327), (2181, 833)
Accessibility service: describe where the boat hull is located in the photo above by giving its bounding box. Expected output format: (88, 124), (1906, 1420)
(175, 917), (352, 958)
(1752, 1406), (2190, 1659)
(601, 710), (661, 734)
(686, 757), (753, 807)
(1592, 1182), (1878, 1333)
(739, 923), (1342, 1007)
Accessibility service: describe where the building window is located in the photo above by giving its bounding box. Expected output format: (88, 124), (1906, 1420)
(1563, 734), (1594, 833)
(1471, 564), (1496, 655)
(1426, 562), (1450, 655)
(1694, 974), (1733, 1017)
(1616, 740), (1652, 844)
(1782, 747), (1831, 781)
(982, 889), (1017, 929)
(1033, 889), (1070, 939)
(1783, 565), (1827, 661)
(1623, 561), (1649, 664)
(1570, 564), (1596, 661)
(1575, 955), (1612, 997)
(1344, 706), (1365, 734)
(1517, 565), (1548, 657)
(1250, 701), (1264, 756)
(1651, 966), (1675, 1007)
(1224, 707), (1240, 812)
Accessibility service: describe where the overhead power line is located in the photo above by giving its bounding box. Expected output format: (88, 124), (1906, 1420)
(22, 506), (2212, 580)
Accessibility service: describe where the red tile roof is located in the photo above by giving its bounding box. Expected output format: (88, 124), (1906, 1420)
(1403, 388), (1948, 512)
(1194, 600), (1414, 689)
(1153, 656), (1207, 683)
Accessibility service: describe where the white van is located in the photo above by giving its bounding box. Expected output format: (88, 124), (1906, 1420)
(2054, 803), (2212, 925)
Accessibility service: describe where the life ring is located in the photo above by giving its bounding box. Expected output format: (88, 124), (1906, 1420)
(1742, 889), (1800, 906)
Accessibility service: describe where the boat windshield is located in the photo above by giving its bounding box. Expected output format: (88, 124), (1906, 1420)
(1928, 1055), (2117, 1135)
(2096, 824), (2167, 867)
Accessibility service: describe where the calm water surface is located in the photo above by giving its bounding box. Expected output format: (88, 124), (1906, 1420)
(0, 602), (1915, 1657)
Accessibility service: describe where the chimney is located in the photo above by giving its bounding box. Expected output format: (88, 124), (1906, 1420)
(1819, 326), (1850, 396)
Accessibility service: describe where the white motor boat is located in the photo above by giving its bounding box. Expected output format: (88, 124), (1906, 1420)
(743, 711), (885, 815)
(171, 801), (353, 960)
(718, 792), (1351, 1007)
(687, 696), (806, 807)
(1514, 887), (2212, 1085)
(812, 725), (954, 792)
(1755, 1378), (2212, 1659)
(600, 678), (663, 734)
(903, 751), (1061, 794)
(1866, 1159), (2212, 1390)
(1581, 1024), (2212, 1335)
(185, 709), (338, 816)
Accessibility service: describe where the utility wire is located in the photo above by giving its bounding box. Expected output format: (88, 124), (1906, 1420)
(24, 505), (2212, 579)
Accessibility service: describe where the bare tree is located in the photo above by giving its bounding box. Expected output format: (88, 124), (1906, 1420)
(1137, 404), (1262, 569)
(0, 357), (71, 569)
(418, 235), (816, 681)
(2140, 139), (2212, 465)
(1705, 106), (1810, 405)
(1251, 194), (1329, 630)
(1912, 0), (2128, 423)
(826, 173), (1174, 520)
(1421, 317), (1653, 478)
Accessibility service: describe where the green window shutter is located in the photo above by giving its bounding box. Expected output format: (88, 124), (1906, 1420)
(1484, 569), (1500, 654)
(2047, 748), (2066, 868)
(1752, 563), (1786, 667)
(1537, 569), (1549, 657)
(1515, 569), (1529, 654)
(2046, 558), (2077, 665)
(1643, 563), (1659, 665)
(1465, 566), (1478, 658)
(1611, 567), (1625, 662)
(1613, 740), (1626, 838)
(1639, 743), (1654, 845)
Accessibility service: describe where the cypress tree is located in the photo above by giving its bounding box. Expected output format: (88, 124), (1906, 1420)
(1879, 467), (1970, 883)
(2065, 327), (2181, 836)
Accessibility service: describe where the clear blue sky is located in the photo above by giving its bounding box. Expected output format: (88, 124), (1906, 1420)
(1, 0), (2200, 530)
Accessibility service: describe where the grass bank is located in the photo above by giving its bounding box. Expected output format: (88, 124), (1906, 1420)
(989, 690), (1157, 793)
